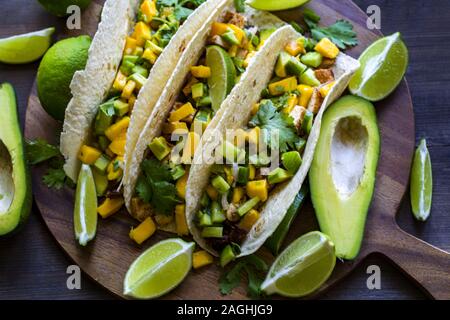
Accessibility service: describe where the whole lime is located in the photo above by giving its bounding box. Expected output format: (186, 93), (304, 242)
(38, 0), (92, 17)
(37, 35), (91, 121)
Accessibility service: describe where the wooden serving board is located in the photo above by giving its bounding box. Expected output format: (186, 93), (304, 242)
(25, 0), (450, 299)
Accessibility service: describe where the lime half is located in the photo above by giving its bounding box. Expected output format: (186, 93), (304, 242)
(206, 45), (236, 113)
(349, 32), (409, 101)
(247, 0), (310, 11)
(74, 164), (97, 246)
(124, 238), (195, 299)
(410, 139), (432, 221)
(261, 231), (336, 298)
(0, 27), (55, 64)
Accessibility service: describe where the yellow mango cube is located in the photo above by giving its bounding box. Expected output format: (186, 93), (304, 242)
(243, 51), (256, 68)
(228, 24), (245, 45)
(113, 71), (127, 91)
(182, 132), (200, 163)
(239, 209), (260, 231)
(124, 36), (137, 55)
(298, 84), (314, 107)
(285, 40), (305, 56)
(176, 170), (189, 199)
(175, 204), (189, 236)
(268, 77), (298, 96)
(210, 22), (229, 37)
(190, 65), (211, 78)
(107, 158), (123, 181)
(193, 250), (214, 269)
(140, 0), (158, 22)
(206, 184), (218, 200)
(109, 138), (126, 156)
(129, 217), (156, 245)
(121, 80), (136, 99)
(169, 102), (196, 122)
(315, 38), (340, 59)
(251, 103), (260, 116)
(232, 187), (245, 204)
(247, 127), (260, 147)
(319, 81), (336, 98)
(246, 179), (268, 202)
(98, 197), (125, 219)
(142, 48), (157, 64)
(163, 121), (189, 134)
(248, 164), (255, 180)
(105, 117), (130, 141)
(132, 21), (151, 47)
(284, 94), (298, 114)
(78, 145), (101, 165)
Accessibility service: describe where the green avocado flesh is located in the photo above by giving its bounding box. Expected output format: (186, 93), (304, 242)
(309, 95), (380, 259)
(0, 83), (32, 236)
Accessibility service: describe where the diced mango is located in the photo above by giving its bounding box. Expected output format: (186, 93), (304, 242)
(124, 36), (137, 55)
(284, 94), (298, 114)
(190, 65), (211, 78)
(228, 45), (238, 57)
(113, 71), (127, 91)
(232, 187), (245, 204)
(132, 22), (151, 47)
(176, 170), (188, 199)
(298, 84), (314, 107)
(97, 197), (124, 219)
(142, 48), (158, 64)
(251, 103), (260, 116)
(224, 166), (234, 185)
(140, 0), (158, 22)
(227, 24), (246, 46)
(105, 117), (130, 141)
(268, 77), (298, 96)
(121, 80), (136, 99)
(193, 250), (214, 269)
(78, 145), (101, 165)
(129, 217), (156, 245)
(239, 209), (260, 231)
(109, 138), (126, 156)
(246, 179), (268, 202)
(182, 132), (200, 163)
(319, 81), (335, 98)
(206, 184), (218, 200)
(247, 127), (260, 147)
(315, 38), (340, 59)
(210, 22), (229, 37)
(163, 121), (189, 134)
(107, 159), (123, 181)
(243, 51), (256, 68)
(175, 204), (189, 236)
(285, 40), (305, 56)
(169, 102), (196, 122)
(248, 164), (255, 180)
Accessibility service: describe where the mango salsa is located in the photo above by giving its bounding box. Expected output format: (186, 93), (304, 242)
(129, 217), (156, 245)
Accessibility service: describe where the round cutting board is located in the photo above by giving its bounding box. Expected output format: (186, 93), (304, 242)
(25, 0), (450, 299)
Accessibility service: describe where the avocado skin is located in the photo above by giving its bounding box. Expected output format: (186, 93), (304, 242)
(309, 95), (380, 260)
(0, 83), (32, 236)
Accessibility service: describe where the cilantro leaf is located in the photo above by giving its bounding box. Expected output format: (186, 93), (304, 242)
(43, 168), (66, 190)
(25, 139), (60, 165)
(303, 9), (358, 49)
(174, 6), (193, 21)
(219, 255), (268, 298)
(138, 159), (180, 215)
(249, 100), (300, 153)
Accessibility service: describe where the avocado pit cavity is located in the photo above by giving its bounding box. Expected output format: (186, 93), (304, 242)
(0, 139), (14, 214)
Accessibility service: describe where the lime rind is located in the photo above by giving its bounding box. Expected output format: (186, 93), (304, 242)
(410, 139), (432, 221)
(247, 0), (311, 11)
(0, 27), (55, 64)
(349, 32), (409, 101)
(124, 239), (195, 299)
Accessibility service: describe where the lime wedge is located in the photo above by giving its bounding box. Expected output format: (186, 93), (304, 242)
(0, 27), (55, 64)
(410, 139), (433, 221)
(206, 45), (236, 113)
(247, 0), (310, 11)
(74, 164), (97, 246)
(261, 231), (336, 298)
(349, 32), (408, 101)
(124, 238), (195, 299)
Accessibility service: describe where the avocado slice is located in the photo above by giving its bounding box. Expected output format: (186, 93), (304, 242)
(309, 95), (380, 259)
(0, 83), (32, 236)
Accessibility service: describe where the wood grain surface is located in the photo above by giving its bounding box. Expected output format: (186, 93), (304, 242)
(1, 0), (450, 300)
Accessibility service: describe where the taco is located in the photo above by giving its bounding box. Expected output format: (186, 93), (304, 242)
(122, 2), (289, 234)
(184, 34), (360, 262)
(60, 0), (225, 185)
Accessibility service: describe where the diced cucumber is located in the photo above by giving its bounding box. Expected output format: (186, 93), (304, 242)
(94, 154), (111, 174)
(237, 166), (249, 184)
(299, 68), (321, 87)
(211, 175), (230, 194)
(201, 226), (223, 238)
(301, 52), (323, 68)
(199, 213), (213, 227)
(282, 151), (302, 174)
(220, 244), (237, 267)
(268, 167), (292, 184)
(237, 197), (260, 216)
(211, 201), (226, 223)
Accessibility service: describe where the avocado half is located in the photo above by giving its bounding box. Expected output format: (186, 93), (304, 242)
(0, 83), (32, 236)
(309, 95), (380, 259)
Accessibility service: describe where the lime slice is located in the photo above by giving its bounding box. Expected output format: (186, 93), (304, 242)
(261, 231), (336, 298)
(124, 238), (195, 299)
(206, 45), (236, 113)
(410, 139), (432, 221)
(349, 32), (409, 101)
(247, 0), (310, 11)
(74, 164), (97, 246)
(0, 27), (55, 64)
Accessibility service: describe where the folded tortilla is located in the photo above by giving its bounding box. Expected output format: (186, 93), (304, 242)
(60, 0), (226, 182)
(185, 33), (360, 257)
(123, 2), (286, 225)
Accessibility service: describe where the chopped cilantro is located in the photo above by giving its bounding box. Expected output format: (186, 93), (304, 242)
(249, 100), (300, 153)
(25, 139), (60, 165)
(303, 9), (358, 49)
(219, 255), (268, 299)
(43, 168), (66, 190)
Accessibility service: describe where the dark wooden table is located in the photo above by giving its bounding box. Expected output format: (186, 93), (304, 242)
(0, 0), (448, 300)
